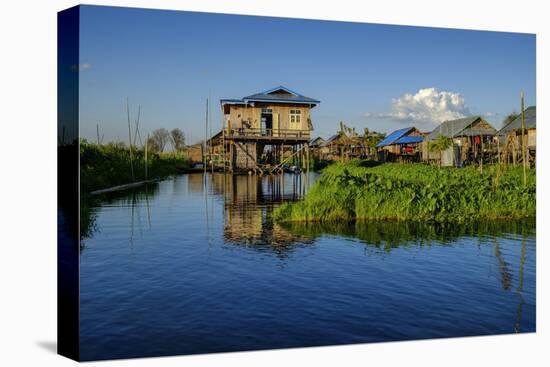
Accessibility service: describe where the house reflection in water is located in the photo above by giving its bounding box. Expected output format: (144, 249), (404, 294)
(209, 172), (316, 253)
(186, 172), (206, 194)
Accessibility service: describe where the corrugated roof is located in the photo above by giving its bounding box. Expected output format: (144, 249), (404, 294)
(244, 86), (320, 104)
(426, 116), (496, 140)
(395, 135), (424, 144)
(219, 99), (246, 105)
(497, 106), (536, 136)
(221, 86), (320, 106)
(376, 127), (415, 147)
(323, 134), (340, 145)
(310, 136), (326, 146)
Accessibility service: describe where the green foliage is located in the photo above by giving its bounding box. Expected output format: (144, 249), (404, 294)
(312, 159), (335, 171)
(80, 141), (191, 193)
(429, 134), (453, 153)
(273, 160), (535, 223)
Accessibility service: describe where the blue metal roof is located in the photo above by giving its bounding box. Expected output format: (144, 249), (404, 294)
(220, 99), (247, 105)
(376, 127), (415, 147)
(395, 135), (424, 144)
(221, 86), (320, 106)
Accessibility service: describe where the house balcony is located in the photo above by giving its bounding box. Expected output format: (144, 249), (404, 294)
(222, 127), (311, 143)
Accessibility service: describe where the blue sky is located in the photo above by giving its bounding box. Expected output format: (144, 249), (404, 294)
(78, 5), (536, 145)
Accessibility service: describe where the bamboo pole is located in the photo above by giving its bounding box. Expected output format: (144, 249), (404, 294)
(497, 136), (501, 165)
(145, 133), (149, 180)
(204, 98), (208, 176)
(306, 142), (310, 173)
(521, 92), (527, 186)
(480, 135), (484, 174)
(512, 136), (517, 165)
(133, 105), (142, 147)
(221, 107), (226, 173)
(126, 97), (135, 181)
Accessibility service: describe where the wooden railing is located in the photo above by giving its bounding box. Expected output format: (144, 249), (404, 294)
(224, 127), (310, 139)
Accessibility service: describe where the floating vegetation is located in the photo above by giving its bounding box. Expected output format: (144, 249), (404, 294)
(273, 160), (535, 223)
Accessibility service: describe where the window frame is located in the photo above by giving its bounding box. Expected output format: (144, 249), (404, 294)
(289, 109), (302, 125)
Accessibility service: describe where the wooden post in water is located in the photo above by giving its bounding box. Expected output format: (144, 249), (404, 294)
(126, 97), (135, 181)
(145, 133), (149, 180)
(204, 98), (208, 176)
(521, 92), (527, 186)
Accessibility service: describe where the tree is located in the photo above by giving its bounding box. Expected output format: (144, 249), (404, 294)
(363, 131), (385, 156)
(146, 136), (160, 153)
(151, 128), (170, 152)
(170, 128), (186, 152)
(502, 111), (519, 128)
(429, 134), (453, 168)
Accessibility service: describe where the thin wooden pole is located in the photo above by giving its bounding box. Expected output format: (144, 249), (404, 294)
(521, 92), (527, 186)
(96, 123), (100, 145)
(497, 136), (501, 165)
(126, 97), (135, 181)
(209, 92), (213, 156)
(306, 142), (310, 172)
(145, 133), (149, 180)
(133, 105), (142, 147)
(221, 106), (226, 173)
(480, 135), (484, 174)
(204, 98), (208, 175)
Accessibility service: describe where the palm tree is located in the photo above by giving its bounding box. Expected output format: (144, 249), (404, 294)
(429, 134), (453, 168)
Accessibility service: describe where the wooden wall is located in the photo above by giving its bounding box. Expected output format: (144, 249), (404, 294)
(528, 129), (536, 148)
(225, 103), (312, 131)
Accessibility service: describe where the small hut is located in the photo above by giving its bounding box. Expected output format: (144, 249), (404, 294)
(309, 136), (327, 159)
(496, 106), (536, 164)
(320, 134), (341, 160)
(320, 133), (361, 160)
(184, 143), (204, 164)
(423, 116), (496, 167)
(310, 136), (326, 148)
(376, 127), (424, 162)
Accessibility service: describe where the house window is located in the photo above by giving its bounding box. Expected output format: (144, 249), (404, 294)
(290, 109), (301, 124)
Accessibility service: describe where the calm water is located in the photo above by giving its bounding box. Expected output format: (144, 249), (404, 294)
(78, 173), (536, 361)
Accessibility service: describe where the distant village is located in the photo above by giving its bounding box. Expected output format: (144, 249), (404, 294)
(181, 86), (535, 172)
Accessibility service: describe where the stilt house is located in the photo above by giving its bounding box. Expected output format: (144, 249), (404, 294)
(423, 116), (496, 166)
(210, 86), (319, 172)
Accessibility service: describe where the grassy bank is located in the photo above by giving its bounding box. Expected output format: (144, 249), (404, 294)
(80, 141), (191, 194)
(273, 160), (535, 223)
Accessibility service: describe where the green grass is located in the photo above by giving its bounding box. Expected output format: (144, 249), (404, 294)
(80, 141), (191, 194)
(273, 160), (536, 223)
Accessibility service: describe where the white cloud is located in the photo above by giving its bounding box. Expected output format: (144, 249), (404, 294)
(483, 111), (497, 117)
(365, 88), (471, 129)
